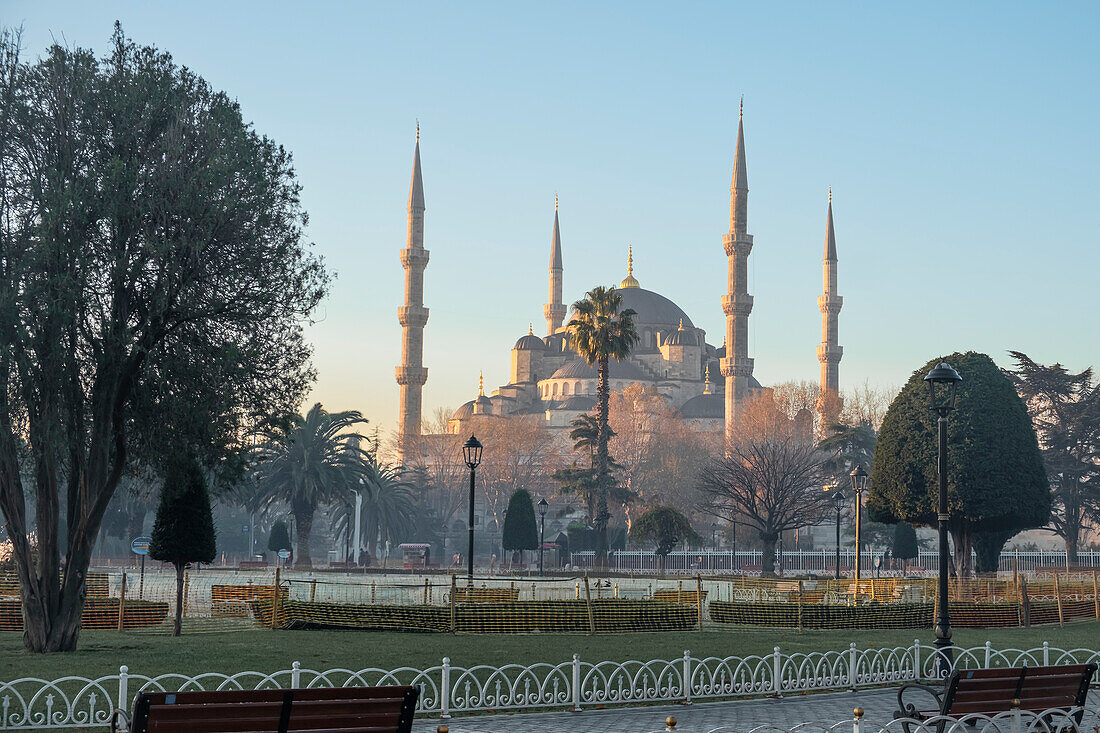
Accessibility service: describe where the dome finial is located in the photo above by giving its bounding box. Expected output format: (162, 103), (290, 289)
(528, 323), (533, 336)
(704, 364), (712, 394)
(478, 371), (484, 396)
(678, 318), (685, 331)
(619, 245), (640, 289)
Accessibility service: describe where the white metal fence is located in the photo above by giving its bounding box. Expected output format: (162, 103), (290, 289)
(2, 642), (1098, 730)
(568, 550), (1100, 575)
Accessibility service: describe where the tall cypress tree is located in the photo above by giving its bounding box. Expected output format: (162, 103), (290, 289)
(150, 457), (216, 636)
(501, 489), (539, 565)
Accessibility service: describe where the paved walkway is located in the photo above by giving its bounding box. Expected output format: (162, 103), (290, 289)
(413, 687), (900, 732)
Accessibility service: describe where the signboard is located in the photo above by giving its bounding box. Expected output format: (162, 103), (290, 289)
(277, 549), (291, 560)
(242, 524), (250, 534)
(131, 536), (152, 556)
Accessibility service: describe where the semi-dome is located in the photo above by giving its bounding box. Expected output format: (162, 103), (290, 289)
(550, 358), (650, 381)
(556, 395), (597, 411)
(678, 393), (724, 419)
(618, 287), (694, 330)
(451, 400), (475, 421)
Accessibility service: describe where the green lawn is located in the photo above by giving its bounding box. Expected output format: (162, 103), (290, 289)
(3, 621), (1098, 682)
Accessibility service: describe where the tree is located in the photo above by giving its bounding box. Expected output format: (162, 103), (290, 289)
(331, 458), (417, 560)
(0, 28), (326, 652)
(629, 506), (701, 576)
(1006, 351), (1099, 563)
(267, 520), (292, 561)
(553, 413), (634, 528)
(698, 392), (830, 576)
(567, 286), (639, 563)
(501, 489), (538, 565)
(253, 404), (371, 569)
(892, 521), (919, 562)
(867, 352), (1050, 577)
(149, 458), (216, 636)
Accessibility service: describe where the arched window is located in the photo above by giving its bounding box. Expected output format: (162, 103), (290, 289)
(552, 382), (559, 396)
(563, 382), (571, 395)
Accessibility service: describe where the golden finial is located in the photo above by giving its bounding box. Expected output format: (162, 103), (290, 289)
(828, 186), (832, 205)
(739, 95), (743, 119)
(528, 323), (533, 336)
(478, 371), (484, 396)
(416, 120), (420, 143)
(704, 364), (712, 394)
(678, 318), (685, 331)
(619, 246), (640, 288)
(555, 193), (558, 211)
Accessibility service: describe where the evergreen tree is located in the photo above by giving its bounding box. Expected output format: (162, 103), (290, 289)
(868, 352), (1049, 576)
(149, 458), (216, 636)
(892, 521), (919, 561)
(501, 489), (538, 565)
(267, 520), (292, 562)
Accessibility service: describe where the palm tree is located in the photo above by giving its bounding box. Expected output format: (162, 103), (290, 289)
(567, 286), (638, 562)
(253, 403), (371, 569)
(332, 459), (417, 563)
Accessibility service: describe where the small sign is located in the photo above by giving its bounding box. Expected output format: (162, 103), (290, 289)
(131, 536), (152, 556)
(277, 549), (291, 560)
(242, 524), (250, 534)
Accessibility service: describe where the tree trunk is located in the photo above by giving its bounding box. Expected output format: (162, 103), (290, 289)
(173, 563), (184, 637)
(950, 527), (973, 578)
(760, 534), (778, 577)
(294, 505), (314, 569)
(594, 354), (611, 566)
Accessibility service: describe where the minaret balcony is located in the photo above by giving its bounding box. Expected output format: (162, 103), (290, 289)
(395, 366), (428, 386)
(816, 344), (844, 361)
(722, 294), (754, 317)
(398, 306), (430, 327)
(817, 294), (843, 312)
(722, 232), (754, 257)
(400, 249), (431, 268)
(719, 355), (755, 378)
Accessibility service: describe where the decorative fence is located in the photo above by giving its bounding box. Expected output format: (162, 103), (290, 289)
(2, 642), (1099, 730)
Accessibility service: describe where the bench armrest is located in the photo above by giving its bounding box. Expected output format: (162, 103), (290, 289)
(894, 682), (944, 720)
(109, 708), (131, 733)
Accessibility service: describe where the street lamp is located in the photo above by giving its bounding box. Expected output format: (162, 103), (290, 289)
(825, 485), (845, 580)
(924, 359), (962, 676)
(850, 465), (868, 583)
(462, 435), (483, 584)
(537, 498), (548, 577)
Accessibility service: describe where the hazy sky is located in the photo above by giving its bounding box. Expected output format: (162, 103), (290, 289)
(8, 2), (1099, 436)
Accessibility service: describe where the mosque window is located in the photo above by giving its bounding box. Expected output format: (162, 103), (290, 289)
(563, 382), (570, 395)
(552, 383), (558, 396)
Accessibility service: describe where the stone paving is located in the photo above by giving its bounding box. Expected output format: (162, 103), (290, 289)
(412, 687), (900, 732)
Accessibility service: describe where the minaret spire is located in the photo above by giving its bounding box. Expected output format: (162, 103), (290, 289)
(721, 100), (756, 448)
(817, 189), (843, 427)
(620, 245), (640, 288)
(543, 199), (566, 335)
(396, 128), (430, 464)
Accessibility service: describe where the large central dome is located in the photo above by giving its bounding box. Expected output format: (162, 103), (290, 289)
(616, 287), (694, 329)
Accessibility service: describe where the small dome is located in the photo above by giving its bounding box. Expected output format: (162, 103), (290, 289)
(678, 393), (724, 419)
(515, 333), (546, 351)
(550, 359), (650, 381)
(473, 394), (493, 415)
(663, 319), (697, 347)
(451, 401), (475, 421)
(557, 395), (596, 411)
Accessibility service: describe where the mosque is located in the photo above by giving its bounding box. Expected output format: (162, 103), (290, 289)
(395, 106), (844, 462)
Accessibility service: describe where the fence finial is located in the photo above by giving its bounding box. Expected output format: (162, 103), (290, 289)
(665, 715), (677, 730)
(854, 707), (864, 719)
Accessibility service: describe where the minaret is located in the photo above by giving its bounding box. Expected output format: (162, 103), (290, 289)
(816, 188), (843, 424)
(396, 126), (429, 463)
(720, 98), (756, 447)
(543, 197), (566, 335)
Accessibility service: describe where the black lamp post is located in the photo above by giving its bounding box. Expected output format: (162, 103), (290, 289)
(537, 498), (548, 577)
(850, 466), (868, 583)
(924, 359), (962, 676)
(827, 485), (845, 580)
(462, 435), (483, 584)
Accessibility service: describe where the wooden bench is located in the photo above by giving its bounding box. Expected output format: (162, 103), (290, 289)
(110, 685), (419, 733)
(895, 663), (1095, 732)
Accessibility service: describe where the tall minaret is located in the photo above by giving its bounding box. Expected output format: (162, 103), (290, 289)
(816, 188), (843, 424)
(543, 197), (565, 335)
(396, 126), (429, 463)
(720, 98), (756, 447)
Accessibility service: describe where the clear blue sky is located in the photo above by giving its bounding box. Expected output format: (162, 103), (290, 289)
(8, 2), (1100, 435)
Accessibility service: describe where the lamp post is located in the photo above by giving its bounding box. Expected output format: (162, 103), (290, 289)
(850, 466), (868, 583)
(462, 435), (483, 585)
(537, 498), (548, 577)
(826, 485), (845, 580)
(924, 359), (962, 676)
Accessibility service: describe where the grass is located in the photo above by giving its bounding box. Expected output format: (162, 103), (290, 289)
(3, 620), (1099, 682)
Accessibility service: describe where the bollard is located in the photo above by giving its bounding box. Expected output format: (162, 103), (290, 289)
(440, 657), (451, 718)
(572, 653), (582, 711)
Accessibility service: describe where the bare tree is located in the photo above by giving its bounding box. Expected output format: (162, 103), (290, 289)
(699, 393), (829, 575)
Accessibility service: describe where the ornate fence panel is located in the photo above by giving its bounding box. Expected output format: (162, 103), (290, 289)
(2, 642), (1099, 729)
